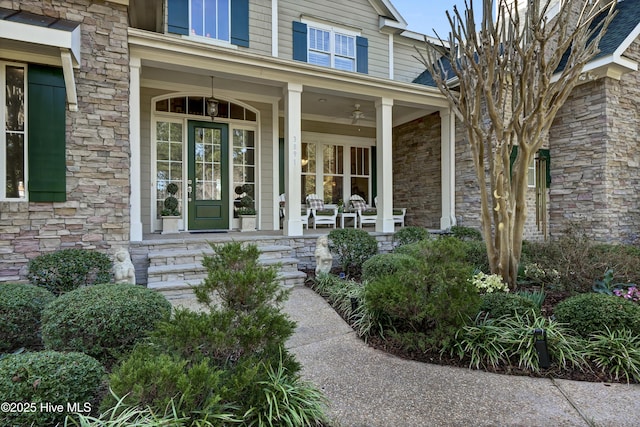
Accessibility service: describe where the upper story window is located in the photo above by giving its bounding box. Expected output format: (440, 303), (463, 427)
(190, 0), (230, 41)
(308, 27), (356, 72)
(168, 0), (249, 47)
(293, 20), (368, 74)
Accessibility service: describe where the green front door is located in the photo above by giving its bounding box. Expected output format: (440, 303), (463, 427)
(188, 121), (229, 230)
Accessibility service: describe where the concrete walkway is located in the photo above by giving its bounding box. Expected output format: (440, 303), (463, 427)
(283, 286), (640, 427)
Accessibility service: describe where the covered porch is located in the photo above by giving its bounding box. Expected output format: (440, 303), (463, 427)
(128, 28), (455, 242)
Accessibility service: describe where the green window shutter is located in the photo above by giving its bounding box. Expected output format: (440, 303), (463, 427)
(292, 21), (308, 62)
(168, 0), (189, 35)
(356, 36), (368, 74)
(538, 148), (551, 187)
(28, 65), (66, 202)
(231, 0), (249, 47)
(509, 145), (518, 178)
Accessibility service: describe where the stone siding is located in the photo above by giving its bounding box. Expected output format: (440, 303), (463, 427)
(392, 113), (442, 229)
(549, 40), (640, 243)
(391, 112), (549, 240)
(0, 0), (130, 281)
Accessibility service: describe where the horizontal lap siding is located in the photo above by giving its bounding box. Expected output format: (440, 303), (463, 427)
(246, 0), (272, 56)
(393, 40), (426, 83)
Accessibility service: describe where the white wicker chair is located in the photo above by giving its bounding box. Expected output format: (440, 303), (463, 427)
(350, 195), (376, 227)
(306, 194), (338, 229)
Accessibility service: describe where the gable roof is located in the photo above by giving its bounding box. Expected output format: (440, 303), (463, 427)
(414, 0), (640, 87)
(594, 0), (640, 60)
(555, 0), (640, 71)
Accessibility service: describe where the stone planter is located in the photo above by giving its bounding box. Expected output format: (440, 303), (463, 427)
(239, 214), (256, 232)
(161, 216), (180, 234)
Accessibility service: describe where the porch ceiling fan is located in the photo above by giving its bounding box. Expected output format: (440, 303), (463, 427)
(350, 104), (365, 124)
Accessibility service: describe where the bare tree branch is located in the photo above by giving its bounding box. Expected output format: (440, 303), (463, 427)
(414, 0), (615, 286)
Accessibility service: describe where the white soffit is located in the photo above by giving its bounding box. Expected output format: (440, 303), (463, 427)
(0, 8), (81, 111)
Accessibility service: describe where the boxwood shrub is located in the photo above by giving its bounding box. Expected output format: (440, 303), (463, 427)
(479, 292), (540, 319)
(27, 248), (113, 295)
(41, 283), (171, 366)
(328, 228), (378, 276)
(362, 253), (422, 282)
(554, 293), (640, 338)
(0, 283), (55, 353)
(0, 351), (105, 427)
(393, 226), (430, 247)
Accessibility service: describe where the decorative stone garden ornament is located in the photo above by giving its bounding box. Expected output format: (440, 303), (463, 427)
(113, 248), (136, 284)
(314, 235), (333, 275)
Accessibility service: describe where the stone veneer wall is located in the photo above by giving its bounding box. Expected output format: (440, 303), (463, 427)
(392, 113), (442, 229)
(0, 0), (130, 281)
(549, 40), (640, 243)
(392, 111), (548, 239)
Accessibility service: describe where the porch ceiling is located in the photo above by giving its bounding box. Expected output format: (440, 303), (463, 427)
(130, 28), (447, 127)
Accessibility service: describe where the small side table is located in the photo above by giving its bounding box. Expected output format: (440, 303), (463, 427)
(339, 211), (358, 229)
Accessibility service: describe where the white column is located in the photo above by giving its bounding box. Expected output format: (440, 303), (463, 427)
(283, 83), (303, 236)
(129, 57), (143, 242)
(375, 97), (395, 233)
(272, 101), (281, 229)
(440, 109), (456, 229)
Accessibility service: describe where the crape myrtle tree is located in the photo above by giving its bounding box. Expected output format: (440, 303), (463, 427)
(415, 0), (615, 287)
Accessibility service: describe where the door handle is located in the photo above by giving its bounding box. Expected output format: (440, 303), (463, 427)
(187, 186), (193, 194)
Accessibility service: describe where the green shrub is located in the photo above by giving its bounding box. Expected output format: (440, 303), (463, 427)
(361, 253), (421, 282)
(480, 292), (540, 319)
(393, 226), (429, 246)
(242, 357), (330, 427)
(427, 263), (480, 348)
(554, 293), (640, 339)
(104, 346), (228, 416)
(449, 313), (587, 372)
(521, 225), (640, 292)
(0, 283), (54, 352)
(585, 327), (640, 383)
(394, 236), (464, 264)
(103, 242), (328, 425)
(0, 350), (105, 427)
(150, 307), (296, 369)
(364, 271), (428, 331)
(69, 391), (193, 426)
(27, 248), (113, 295)
(41, 283), (171, 366)
(363, 260), (479, 349)
(194, 241), (286, 312)
(462, 240), (490, 273)
(328, 228), (378, 276)
(450, 225), (483, 241)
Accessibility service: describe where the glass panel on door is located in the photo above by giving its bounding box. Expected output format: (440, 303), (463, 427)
(188, 121), (228, 230)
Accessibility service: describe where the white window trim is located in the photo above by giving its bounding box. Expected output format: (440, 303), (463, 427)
(528, 156), (536, 188)
(302, 18), (360, 71)
(0, 61), (28, 202)
(150, 93), (260, 232)
(301, 132), (375, 204)
(188, 0), (232, 44)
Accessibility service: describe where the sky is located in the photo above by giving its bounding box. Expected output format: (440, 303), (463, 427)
(390, 0), (470, 37)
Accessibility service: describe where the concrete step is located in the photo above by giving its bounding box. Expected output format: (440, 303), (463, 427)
(147, 243), (305, 294)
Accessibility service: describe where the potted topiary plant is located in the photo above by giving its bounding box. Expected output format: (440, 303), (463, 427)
(235, 184), (256, 232)
(161, 182), (181, 234)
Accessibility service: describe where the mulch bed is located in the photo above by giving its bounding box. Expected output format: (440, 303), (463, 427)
(303, 271), (634, 384)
